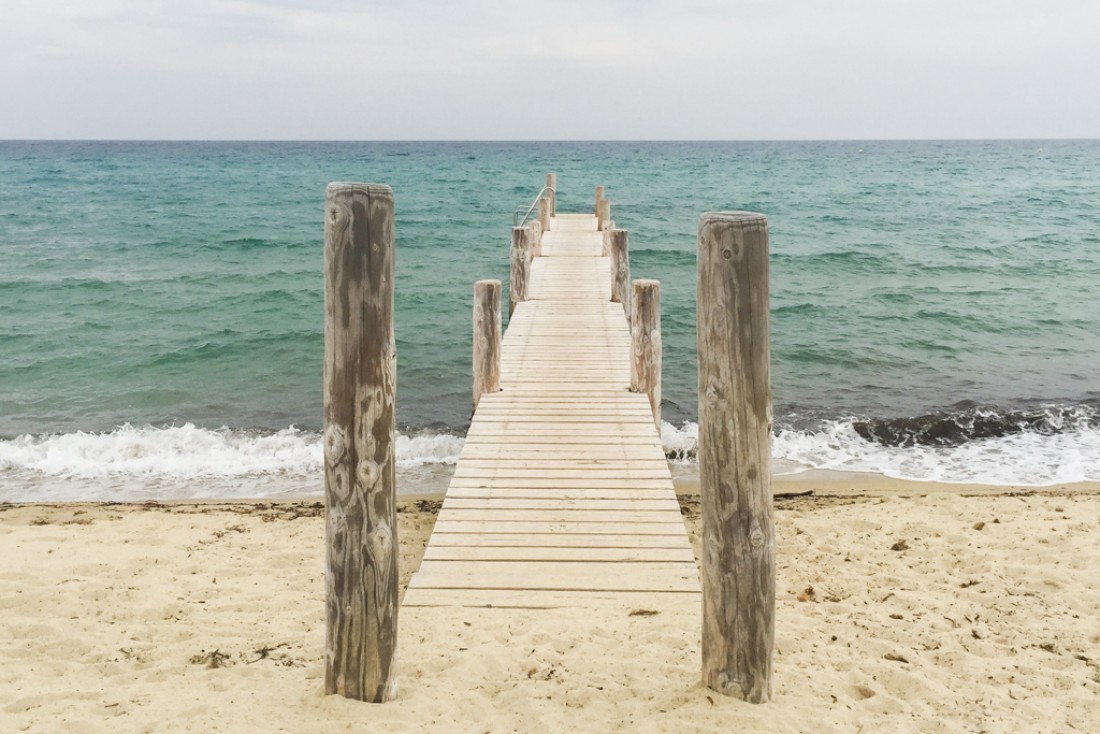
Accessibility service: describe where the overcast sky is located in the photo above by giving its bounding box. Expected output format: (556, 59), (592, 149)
(2, 0), (1098, 139)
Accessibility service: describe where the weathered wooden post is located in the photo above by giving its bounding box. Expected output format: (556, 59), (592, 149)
(607, 228), (630, 319)
(527, 219), (542, 258)
(697, 211), (774, 703)
(538, 195), (551, 232)
(546, 172), (557, 215)
(509, 225), (533, 317)
(596, 199), (611, 232)
(473, 279), (502, 409)
(323, 182), (398, 703)
(594, 185), (604, 214)
(630, 279), (661, 429)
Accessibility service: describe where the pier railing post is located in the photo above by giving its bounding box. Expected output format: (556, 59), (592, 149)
(527, 219), (542, 258)
(473, 279), (502, 409)
(538, 196), (551, 232)
(630, 279), (661, 429)
(322, 182), (398, 703)
(546, 172), (557, 214)
(596, 198), (611, 232)
(594, 185), (604, 215)
(608, 228), (631, 319)
(697, 211), (775, 703)
(509, 225), (534, 317)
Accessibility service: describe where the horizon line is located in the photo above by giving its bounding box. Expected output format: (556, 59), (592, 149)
(2, 137), (1098, 144)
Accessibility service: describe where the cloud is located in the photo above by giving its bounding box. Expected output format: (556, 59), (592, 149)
(1, 0), (1097, 138)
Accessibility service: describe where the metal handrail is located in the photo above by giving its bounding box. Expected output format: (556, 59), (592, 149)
(512, 185), (556, 227)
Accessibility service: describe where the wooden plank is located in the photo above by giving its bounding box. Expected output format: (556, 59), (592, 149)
(435, 509), (685, 524)
(451, 469), (672, 481)
(448, 476), (674, 487)
(432, 521), (686, 535)
(467, 419), (657, 429)
(474, 399), (650, 407)
(456, 454), (670, 465)
(465, 428), (661, 438)
(443, 487), (677, 500)
(461, 435), (664, 446)
(408, 571), (698, 593)
(415, 560), (697, 576)
(401, 588), (698, 609)
(458, 446), (666, 458)
(426, 532), (691, 548)
(422, 546), (695, 562)
(442, 497), (680, 511)
(455, 458), (670, 468)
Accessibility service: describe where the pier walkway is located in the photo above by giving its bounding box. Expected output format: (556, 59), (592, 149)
(403, 213), (700, 609)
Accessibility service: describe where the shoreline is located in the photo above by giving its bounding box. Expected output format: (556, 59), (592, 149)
(8, 468), (1098, 507)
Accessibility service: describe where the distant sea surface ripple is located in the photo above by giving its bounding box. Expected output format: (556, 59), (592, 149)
(1, 140), (1098, 500)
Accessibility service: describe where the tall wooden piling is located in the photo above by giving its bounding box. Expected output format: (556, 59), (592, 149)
(473, 279), (502, 409)
(322, 182), (398, 703)
(630, 279), (661, 429)
(527, 219), (542, 258)
(594, 185), (604, 214)
(509, 225), (534, 317)
(696, 211), (774, 703)
(538, 196), (551, 232)
(607, 228), (630, 319)
(596, 199), (611, 232)
(546, 172), (557, 214)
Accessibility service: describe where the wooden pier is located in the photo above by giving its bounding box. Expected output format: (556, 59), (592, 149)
(323, 178), (774, 703)
(402, 212), (700, 609)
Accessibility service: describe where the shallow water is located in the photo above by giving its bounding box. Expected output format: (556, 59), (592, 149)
(1, 140), (1098, 498)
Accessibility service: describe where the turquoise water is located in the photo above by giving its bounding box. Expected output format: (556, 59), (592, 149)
(1, 140), (1098, 497)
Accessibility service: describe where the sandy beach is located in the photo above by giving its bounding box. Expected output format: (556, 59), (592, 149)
(3, 476), (1098, 733)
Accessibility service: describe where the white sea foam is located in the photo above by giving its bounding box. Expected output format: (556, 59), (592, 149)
(659, 419), (1100, 486)
(2, 419), (1097, 502)
(395, 431), (464, 467)
(773, 419), (1100, 486)
(660, 420), (698, 462)
(0, 423), (465, 481)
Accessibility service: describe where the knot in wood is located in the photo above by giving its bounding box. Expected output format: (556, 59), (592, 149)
(714, 671), (739, 695)
(357, 458), (381, 489)
(324, 425), (348, 468)
(750, 522), (765, 549)
(722, 248), (733, 260)
(367, 524), (394, 565)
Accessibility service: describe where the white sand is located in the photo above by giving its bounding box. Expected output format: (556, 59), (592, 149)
(2, 484), (1099, 732)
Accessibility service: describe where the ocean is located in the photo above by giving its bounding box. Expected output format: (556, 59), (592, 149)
(1, 140), (1098, 501)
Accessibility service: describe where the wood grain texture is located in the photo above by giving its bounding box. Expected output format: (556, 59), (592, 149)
(697, 211), (775, 703)
(630, 279), (662, 429)
(538, 196), (551, 232)
(527, 219), (542, 258)
(472, 280), (502, 409)
(322, 182), (398, 703)
(594, 185), (604, 215)
(607, 229), (631, 320)
(508, 226), (533, 317)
